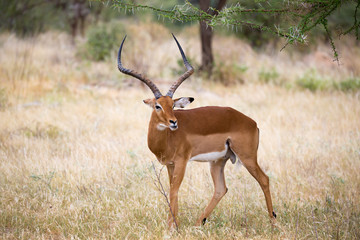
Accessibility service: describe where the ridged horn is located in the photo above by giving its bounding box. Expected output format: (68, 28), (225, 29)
(166, 34), (194, 98)
(117, 36), (163, 99)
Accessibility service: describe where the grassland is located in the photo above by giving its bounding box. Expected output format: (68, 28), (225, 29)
(0, 23), (360, 239)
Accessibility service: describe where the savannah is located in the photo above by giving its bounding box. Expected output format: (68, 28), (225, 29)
(1, 1), (360, 239)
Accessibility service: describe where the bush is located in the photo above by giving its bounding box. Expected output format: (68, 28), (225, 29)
(335, 78), (360, 92)
(211, 61), (248, 86)
(81, 21), (126, 61)
(296, 70), (329, 92)
(258, 68), (280, 84)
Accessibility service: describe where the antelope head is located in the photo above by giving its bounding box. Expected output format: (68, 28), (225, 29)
(117, 34), (194, 131)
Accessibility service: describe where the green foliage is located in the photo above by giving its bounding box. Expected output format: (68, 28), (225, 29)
(328, 1), (360, 36)
(296, 70), (329, 92)
(258, 68), (280, 84)
(0, 0), (53, 36)
(81, 21), (126, 61)
(212, 61), (248, 85)
(112, 0), (360, 60)
(228, 0), (287, 47)
(0, 0), (110, 37)
(113, 0), (306, 44)
(335, 77), (360, 92)
(0, 0), (76, 36)
(256, 69), (360, 93)
(295, 71), (360, 93)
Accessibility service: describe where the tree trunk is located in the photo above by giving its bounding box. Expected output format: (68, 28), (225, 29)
(199, 21), (214, 75)
(68, 0), (89, 41)
(198, 0), (227, 76)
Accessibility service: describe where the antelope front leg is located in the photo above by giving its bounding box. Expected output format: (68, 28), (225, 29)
(167, 162), (186, 229)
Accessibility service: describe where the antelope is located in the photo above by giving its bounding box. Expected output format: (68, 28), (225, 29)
(117, 34), (276, 228)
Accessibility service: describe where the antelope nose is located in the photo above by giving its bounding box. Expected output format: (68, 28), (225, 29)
(169, 120), (177, 125)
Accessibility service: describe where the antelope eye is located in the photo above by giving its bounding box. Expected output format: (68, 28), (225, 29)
(155, 105), (162, 110)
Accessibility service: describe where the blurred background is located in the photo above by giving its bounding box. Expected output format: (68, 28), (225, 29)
(1, 0), (360, 96)
(0, 0), (359, 239)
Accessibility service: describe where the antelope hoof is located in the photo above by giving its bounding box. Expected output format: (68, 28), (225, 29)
(195, 217), (205, 226)
(270, 213), (277, 226)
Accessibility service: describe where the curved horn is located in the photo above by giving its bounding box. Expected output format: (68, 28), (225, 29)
(166, 34), (194, 98)
(118, 36), (162, 99)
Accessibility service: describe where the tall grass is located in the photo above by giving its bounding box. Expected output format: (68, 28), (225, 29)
(0, 22), (360, 239)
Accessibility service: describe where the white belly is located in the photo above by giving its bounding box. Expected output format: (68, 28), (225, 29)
(189, 144), (228, 162)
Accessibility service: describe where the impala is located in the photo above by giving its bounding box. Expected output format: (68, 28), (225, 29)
(117, 34), (276, 228)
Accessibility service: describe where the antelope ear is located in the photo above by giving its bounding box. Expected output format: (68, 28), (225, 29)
(173, 97), (194, 108)
(143, 98), (156, 108)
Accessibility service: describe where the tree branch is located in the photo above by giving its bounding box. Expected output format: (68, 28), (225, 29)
(322, 18), (340, 64)
(151, 162), (179, 232)
(341, 0), (360, 39)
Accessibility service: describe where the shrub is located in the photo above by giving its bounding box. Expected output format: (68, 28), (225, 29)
(296, 70), (329, 92)
(211, 61), (248, 86)
(335, 78), (360, 92)
(258, 68), (280, 84)
(81, 21), (126, 61)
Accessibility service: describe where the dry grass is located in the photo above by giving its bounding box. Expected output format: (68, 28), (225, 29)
(0, 22), (360, 239)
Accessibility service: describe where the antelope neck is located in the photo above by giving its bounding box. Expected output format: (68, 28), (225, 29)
(147, 111), (172, 163)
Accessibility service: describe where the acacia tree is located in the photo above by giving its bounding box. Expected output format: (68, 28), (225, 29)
(199, 0), (227, 75)
(112, 0), (359, 70)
